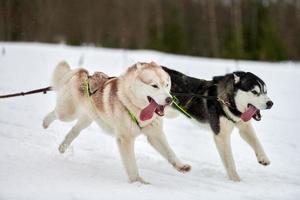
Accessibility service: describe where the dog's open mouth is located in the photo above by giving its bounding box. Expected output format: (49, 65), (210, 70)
(139, 96), (166, 121)
(240, 104), (261, 122)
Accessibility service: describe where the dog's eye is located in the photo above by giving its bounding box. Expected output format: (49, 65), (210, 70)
(151, 84), (159, 89)
(251, 90), (258, 95)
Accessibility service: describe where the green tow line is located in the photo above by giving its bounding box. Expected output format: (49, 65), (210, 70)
(84, 80), (192, 128)
(127, 109), (142, 128)
(172, 96), (192, 119)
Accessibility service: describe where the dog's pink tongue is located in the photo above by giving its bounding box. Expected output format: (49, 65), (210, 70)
(139, 100), (158, 121)
(241, 105), (258, 122)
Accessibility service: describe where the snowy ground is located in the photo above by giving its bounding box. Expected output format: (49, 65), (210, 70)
(0, 42), (300, 200)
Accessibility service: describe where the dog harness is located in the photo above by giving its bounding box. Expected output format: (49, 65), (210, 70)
(84, 79), (99, 115)
(84, 78), (144, 129)
(172, 94), (239, 123)
(126, 109), (143, 129)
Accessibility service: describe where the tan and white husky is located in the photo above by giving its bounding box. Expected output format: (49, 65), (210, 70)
(43, 61), (191, 184)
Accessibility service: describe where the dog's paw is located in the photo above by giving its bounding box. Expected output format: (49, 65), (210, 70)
(175, 164), (191, 173)
(258, 158), (270, 166)
(42, 120), (49, 129)
(257, 154), (270, 166)
(58, 143), (68, 154)
(229, 175), (241, 182)
(228, 172), (241, 182)
(129, 177), (150, 185)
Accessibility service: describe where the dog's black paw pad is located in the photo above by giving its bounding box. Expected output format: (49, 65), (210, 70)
(259, 160), (270, 166)
(177, 164), (191, 173)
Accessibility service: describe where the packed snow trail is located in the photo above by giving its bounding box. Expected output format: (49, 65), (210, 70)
(0, 43), (299, 200)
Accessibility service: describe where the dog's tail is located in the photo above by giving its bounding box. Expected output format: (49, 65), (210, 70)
(52, 61), (72, 90)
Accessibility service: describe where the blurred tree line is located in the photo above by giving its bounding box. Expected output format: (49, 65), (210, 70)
(0, 0), (299, 61)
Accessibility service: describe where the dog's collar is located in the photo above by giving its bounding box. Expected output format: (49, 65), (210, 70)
(218, 96), (242, 123)
(222, 106), (241, 123)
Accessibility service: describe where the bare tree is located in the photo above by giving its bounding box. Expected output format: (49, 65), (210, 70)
(207, 0), (219, 57)
(231, 0), (244, 58)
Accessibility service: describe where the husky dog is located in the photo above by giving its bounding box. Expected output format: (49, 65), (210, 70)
(162, 66), (273, 182)
(43, 61), (191, 184)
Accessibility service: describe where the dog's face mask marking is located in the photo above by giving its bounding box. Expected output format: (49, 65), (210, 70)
(130, 62), (172, 120)
(234, 72), (273, 121)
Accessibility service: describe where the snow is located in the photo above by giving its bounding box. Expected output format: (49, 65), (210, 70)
(0, 42), (300, 200)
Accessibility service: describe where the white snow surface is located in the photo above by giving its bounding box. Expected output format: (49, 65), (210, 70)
(0, 42), (300, 200)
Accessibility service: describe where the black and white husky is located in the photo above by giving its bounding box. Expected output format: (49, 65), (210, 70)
(163, 66), (273, 181)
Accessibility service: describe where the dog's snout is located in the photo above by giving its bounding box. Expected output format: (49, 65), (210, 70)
(266, 101), (273, 109)
(165, 97), (173, 105)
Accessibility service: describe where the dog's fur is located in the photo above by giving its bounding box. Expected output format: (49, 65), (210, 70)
(163, 66), (273, 181)
(43, 61), (191, 184)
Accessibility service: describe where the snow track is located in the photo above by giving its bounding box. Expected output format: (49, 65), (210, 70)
(0, 43), (299, 200)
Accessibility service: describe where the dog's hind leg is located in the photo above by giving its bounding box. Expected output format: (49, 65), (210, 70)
(58, 115), (92, 153)
(214, 117), (240, 181)
(43, 110), (57, 129)
(142, 119), (191, 173)
(116, 134), (149, 184)
(237, 122), (270, 166)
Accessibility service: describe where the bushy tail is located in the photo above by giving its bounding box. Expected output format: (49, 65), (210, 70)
(52, 61), (71, 90)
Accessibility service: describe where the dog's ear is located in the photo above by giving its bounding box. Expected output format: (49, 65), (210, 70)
(136, 62), (144, 71)
(150, 61), (158, 66)
(233, 73), (240, 84)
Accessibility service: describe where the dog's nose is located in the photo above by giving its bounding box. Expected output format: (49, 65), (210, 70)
(266, 101), (273, 109)
(165, 97), (173, 105)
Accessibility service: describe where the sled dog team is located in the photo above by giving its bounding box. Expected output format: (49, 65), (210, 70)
(43, 61), (273, 183)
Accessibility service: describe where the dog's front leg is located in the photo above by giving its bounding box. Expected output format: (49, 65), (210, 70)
(237, 122), (270, 166)
(116, 134), (149, 184)
(214, 117), (240, 181)
(142, 119), (191, 173)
